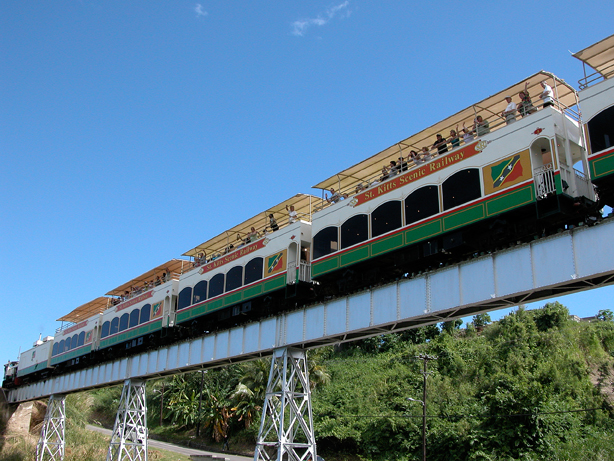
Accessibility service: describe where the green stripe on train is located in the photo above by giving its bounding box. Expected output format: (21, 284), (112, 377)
(50, 344), (92, 366)
(176, 274), (286, 324)
(99, 319), (162, 349)
(312, 185), (536, 277)
(17, 360), (49, 377)
(590, 152), (614, 179)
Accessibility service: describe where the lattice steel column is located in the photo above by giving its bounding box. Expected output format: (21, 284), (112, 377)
(106, 379), (148, 461)
(254, 348), (317, 461)
(36, 394), (66, 461)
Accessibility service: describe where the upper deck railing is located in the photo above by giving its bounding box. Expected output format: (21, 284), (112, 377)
(578, 62), (614, 90)
(316, 96), (581, 210)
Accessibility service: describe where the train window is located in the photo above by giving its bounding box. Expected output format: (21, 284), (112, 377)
(119, 313), (129, 332)
(129, 309), (140, 328)
(178, 287), (193, 310)
(244, 257), (263, 284)
(140, 304), (151, 324)
(405, 185), (440, 225)
(226, 266), (243, 292)
(69, 335), (77, 350)
(101, 321), (110, 338)
(78, 331), (85, 347)
(209, 273), (225, 298)
(53, 343), (59, 357)
(587, 106), (614, 154)
(372, 201), (402, 238)
(110, 317), (119, 336)
(313, 227), (339, 259)
(59, 340), (65, 354)
(341, 214), (369, 249)
(193, 281), (207, 304)
(442, 169), (481, 211)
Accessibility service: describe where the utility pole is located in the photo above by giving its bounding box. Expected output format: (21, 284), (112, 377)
(408, 354), (436, 461)
(196, 370), (205, 437)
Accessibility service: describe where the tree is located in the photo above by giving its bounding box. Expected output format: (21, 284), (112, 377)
(440, 319), (462, 334)
(597, 309), (614, 322)
(472, 313), (491, 329)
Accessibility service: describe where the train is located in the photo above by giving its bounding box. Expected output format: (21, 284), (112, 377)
(4, 34), (614, 389)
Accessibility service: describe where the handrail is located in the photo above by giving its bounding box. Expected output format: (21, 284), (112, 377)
(578, 62), (614, 89)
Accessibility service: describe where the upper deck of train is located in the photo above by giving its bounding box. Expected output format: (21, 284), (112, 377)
(310, 71), (582, 212)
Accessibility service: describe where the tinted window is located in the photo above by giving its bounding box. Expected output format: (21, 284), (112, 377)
(371, 201), (402, 238)
(71, 334), (79, 350)
(209, 273), (225, 298)
(244, 257), (263, 284)
(129, 309), (140, 328)
(313, 227), (339, 259)
(78, 331), (85, 347)
(140, 305), (151, 324)
(588, 105), (614, 153)
(110, 317), (119, 335)
(53, 343), (59, 357)
(341, 214), (369, 249)
(178, 287), (193, 310)
(226, 266), (243, 292)
(406, 185), (440, 225)
(101, 321), (110, 338)
(59, 340), (65, 354)
(119, 313), (129, 332)
(193, 281), (207, 304)
(442, 169), (481, 211)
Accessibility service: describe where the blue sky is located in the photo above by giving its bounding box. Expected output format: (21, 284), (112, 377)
(2, 1), (614, 362)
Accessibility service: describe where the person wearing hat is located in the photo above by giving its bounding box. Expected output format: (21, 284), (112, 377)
(501, 96), (517, 125)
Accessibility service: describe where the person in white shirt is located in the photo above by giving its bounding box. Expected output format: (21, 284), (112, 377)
(540, 81), (554, 108)
(501, 96), (517, 125)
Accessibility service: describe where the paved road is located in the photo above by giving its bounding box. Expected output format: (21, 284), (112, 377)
(86, 424), (254, 461)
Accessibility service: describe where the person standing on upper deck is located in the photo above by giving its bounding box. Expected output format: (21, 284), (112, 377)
(286, 204), (298, 224)
(432, 134), (448, 155)
(518, 82), (536, 117)
(474, 115), (490, 136)
(540, 81), (554, 108)
(501, 96), (517, 125)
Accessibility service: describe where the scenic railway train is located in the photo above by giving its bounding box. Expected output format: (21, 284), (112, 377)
(4, 34), (614, 389)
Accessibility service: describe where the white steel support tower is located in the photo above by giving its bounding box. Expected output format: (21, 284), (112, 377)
(106, 379), (148, 461)
(36, 394), (66, 461)
(254, 348), (317, 461)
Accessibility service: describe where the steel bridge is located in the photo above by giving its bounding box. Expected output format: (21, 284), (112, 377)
(8, 217), (614, 460)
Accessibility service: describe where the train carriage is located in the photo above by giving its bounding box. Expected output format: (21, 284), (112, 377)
(176, 194), (318, 333)
(310, 72), (597, 293)
(50, 297), (107, 369)
(16, 336), (54, 383)
(574, 34), (614, 205)
(97, 259), (184, 356)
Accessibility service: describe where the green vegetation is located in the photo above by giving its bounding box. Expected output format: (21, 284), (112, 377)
(4, 301), (614, 460)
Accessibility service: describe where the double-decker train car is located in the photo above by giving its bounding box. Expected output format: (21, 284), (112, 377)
(5, 35), (614, 390)
(574, 34), (614, 207)
(175, 194), (317, 335)
(309, 71), (599, 292)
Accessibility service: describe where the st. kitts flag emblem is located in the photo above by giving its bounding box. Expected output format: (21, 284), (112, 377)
(267, 252), (284, 274)
(491, 154), (522, 189)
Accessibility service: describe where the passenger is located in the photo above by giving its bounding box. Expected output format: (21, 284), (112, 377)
(155, 276), (162, 286)
(432, 134), (448, 155)
(247, 226), (259, 242)
(409, 150), (419, 165)
(518, 82), (536, 117)
(389, 161), (399, 176)
(474, 115), (490, 136)
(421, 146), (432, 161)
(380, 165), (390, 181)
(413, 153), (425, 165)
(355, 183), (366, 193)
(501, 96), (517, 125)
(268, 214), (279, 232)
(286, 204), (298, 224)
(326, 188), (342, 204)
(449, 128), (460, 149)
(462, 122), (475, 143)
(540, 80), (554, 108)
(398, 156), (408, 172)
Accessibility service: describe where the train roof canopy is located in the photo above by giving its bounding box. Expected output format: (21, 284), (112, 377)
(57, 297), (112, 323)
(105, 258), (190, 297)
(312, 71), (577, 193)
(183, 193), (318, 258)
(572, 34), (614, 79)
